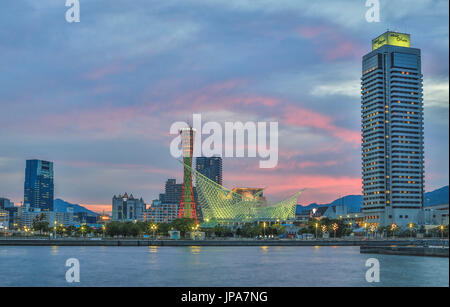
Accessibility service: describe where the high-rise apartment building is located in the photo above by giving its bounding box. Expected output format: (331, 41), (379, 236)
(160, 179), (183, 204)
(24, 160), (54, 211)
(361, 31), (424, 227)
(196, 157), (223, 185)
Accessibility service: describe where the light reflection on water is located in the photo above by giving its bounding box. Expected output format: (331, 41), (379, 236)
(148, 246), (159, 253)
(0, 246), (447, 287)
(50, 246), (59, 255)
(189, 246), (202, 254)
(260, 246), (269, 253)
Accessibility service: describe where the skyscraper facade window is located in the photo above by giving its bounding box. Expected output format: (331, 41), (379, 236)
(361, 31), (424, 227)
(24, 159), (54, 211)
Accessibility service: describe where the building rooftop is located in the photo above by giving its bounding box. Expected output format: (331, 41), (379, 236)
(372, 31), (411, 50)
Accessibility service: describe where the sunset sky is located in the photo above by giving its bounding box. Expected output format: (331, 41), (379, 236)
(0, 0), (448, 213)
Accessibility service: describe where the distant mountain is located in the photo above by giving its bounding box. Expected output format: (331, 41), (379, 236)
(325, 195), (363, 213)
(424, 186), (449, 206)
(54, 199), (99, 216)
(297, 185), (449, 213)
(296, 195), (362, 214)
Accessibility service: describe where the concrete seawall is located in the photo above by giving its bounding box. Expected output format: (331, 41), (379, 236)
(360, 245), (449, 257)
(0, 239), (438, 247)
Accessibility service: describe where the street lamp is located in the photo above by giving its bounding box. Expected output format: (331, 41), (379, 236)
(263, 222), (266, 238)
(332, 223), (338, 239)
(321, 225), (327, 238)
(150, 224), (158, 240)
(370, 225), (376, 239)
(53, 221), (57, 238)
(440, 225), (444, 239)
(409, 223), (413, 239)
(390, 223), (397, 240)
(315, 222), (318, 240)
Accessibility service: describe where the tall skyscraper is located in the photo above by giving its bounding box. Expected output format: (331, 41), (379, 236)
(178, 127), (198, 222)
(361, 31), (424, 227)
(24, 159), (54, 211)
(196, 157), (223, 185)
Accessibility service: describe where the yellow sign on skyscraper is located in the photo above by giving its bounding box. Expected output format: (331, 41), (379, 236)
(372, 31), (411, 50)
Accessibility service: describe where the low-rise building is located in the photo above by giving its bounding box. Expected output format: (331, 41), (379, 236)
(17, 203), (41, 229)
(144, 200), (178, 223)
(17, 204), (74, 229)
(423, 204), (449, 226)
(0, 209), (9, 230)
(45, 208), (74, 227)
(3, 206), (18, 228)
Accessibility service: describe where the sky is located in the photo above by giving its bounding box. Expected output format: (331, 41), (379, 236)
(0, 0), (448, 213)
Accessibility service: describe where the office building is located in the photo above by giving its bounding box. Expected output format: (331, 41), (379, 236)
(361, 31), (424, 227)
(24, 159), (54, 211)
(0, 198), (13, 209)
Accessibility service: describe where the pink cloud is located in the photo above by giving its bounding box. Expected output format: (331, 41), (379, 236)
(325, 41), (365, 62)
(172, 80), (279, 112)
(224, 171), (362, 204)
(296, 26), (365, 62)
(282, 105), (361, 145)
(85, 63), (134, 80)
(297, 26), (326, 39)
(79, 203), (111, 214)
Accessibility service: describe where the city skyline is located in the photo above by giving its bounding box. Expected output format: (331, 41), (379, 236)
(0, 1), (448, 213)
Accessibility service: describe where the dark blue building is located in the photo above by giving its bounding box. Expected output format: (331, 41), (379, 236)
(195, 157), (222, 185)
(24, 159), (54, 211)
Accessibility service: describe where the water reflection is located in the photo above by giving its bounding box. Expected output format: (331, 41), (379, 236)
(190, 246), (202, 254)
(50, 245), (59, 255)
(0, 246), (447, 287)
(260, 246), (269, 253)
(148, 246), (159, 253)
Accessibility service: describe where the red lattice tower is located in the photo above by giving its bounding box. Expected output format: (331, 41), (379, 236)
(178, 127), (198, 222)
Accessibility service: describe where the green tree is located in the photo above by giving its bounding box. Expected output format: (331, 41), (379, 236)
(106, 221), (122, 237)
(32, 213), (49, 234)
(170, 218), (196, 236)
(157, 223), (171, 235)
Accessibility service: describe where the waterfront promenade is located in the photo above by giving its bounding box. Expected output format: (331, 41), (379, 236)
(360, 245), (449, 257)
(0, 237), (447, 247)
